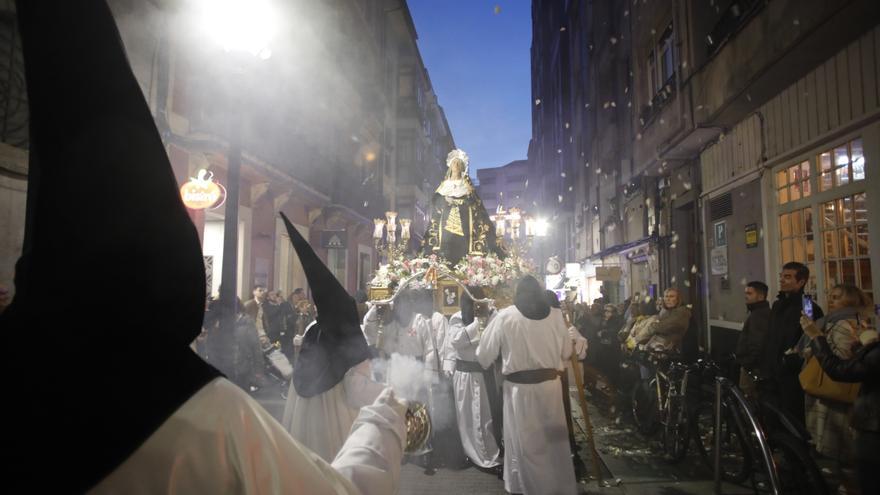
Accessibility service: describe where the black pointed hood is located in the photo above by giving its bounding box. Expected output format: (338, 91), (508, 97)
(280, 213), (371, 398)
(2, 1), (219, 491)
(514, 275), (551, 320)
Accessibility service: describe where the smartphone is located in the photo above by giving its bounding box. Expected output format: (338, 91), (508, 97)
(802, 294), (814, 320)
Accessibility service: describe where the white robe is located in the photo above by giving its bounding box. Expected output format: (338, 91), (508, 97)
(448, 311), (502, 468)
(89, 378), (405, 495)
(476, 306), (577, 495)
(363, 306), (435, 402)
(281, 359), (386, 462)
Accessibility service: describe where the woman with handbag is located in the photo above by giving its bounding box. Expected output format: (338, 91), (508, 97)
(800, 284), (878, 495)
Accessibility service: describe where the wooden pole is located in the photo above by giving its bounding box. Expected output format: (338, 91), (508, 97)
(563, 308), (604, 484)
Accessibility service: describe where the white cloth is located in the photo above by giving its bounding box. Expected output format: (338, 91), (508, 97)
(281, 359), (386, 462)
(477, 306), (577, 495)
(448, 311), (502, 468)
(363, 305), (434, 360)
(89, 378), (405, 495)
(435, 178), (472, 198)
(424, 312), (451, 373)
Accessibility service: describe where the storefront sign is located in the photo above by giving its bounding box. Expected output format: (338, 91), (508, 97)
(710, 246), (728, 275)
(180, 169), (224, 210)
(745, 223), (758, 248)
(595, 266), (622, 281)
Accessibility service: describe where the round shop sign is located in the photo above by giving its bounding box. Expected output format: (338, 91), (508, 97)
(180, 169), (225, 210)
(545, 257), (562, 275)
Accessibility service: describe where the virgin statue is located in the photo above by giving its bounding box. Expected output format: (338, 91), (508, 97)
(420, 149), (502, 265)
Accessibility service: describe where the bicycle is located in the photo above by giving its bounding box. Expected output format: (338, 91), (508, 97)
(692, 375), (829, 494)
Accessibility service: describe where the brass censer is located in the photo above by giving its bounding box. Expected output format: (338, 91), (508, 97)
(404, 400), (432, 454)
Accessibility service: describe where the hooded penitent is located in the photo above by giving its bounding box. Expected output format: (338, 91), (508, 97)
(280, 213), (372, 398)
(460, 286), (485, 326)
(514, 275), (551, 320)
(1, 1), (220, 491)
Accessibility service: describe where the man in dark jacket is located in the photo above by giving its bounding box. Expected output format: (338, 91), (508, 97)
(760, 262), (823, 428)
(736, 281), (771, 394)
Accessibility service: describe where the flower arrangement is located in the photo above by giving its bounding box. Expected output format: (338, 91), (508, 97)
(369, 254), (447, 289)
(453, 253), (535, 288)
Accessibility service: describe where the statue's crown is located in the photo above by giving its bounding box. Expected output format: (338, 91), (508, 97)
(446, 149), (469, 168)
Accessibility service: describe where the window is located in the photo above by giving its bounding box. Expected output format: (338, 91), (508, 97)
(818, 138), (864, 192)
(646, 23), (675, 96)
(778, 206), (816, 293)
(328, 249), (347, 286)
(398, 66), (413, 98)
(775, 160), (811, 205)
(821, 193), (872, 302)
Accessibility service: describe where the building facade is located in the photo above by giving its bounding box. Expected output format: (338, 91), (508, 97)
(0, 0), (454, 301)
(532, 0), (880, 354)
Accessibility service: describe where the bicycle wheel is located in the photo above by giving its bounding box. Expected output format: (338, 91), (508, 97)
(692, 401), (751, 483)
(769, 432), (829, 495)
(631, 378), (660, 435)
(661, 395), (689, 462)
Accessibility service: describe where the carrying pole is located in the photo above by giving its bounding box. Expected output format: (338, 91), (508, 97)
(563, 309), (603, 484)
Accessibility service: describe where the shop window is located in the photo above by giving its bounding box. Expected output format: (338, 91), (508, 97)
(822, 193), (872, 302)
(778, 206), (816, 293)
(775, 160), (810, 205)
(819, 138), (865, 192)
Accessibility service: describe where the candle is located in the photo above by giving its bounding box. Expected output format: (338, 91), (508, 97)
(373, 219), (386, 239)
(400, 218), (411, 240)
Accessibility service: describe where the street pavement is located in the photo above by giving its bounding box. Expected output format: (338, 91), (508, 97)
(252, 377), (757, 494)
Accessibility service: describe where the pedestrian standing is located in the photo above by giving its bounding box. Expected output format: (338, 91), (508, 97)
(735, 281), (771, 395)
(760, 261), (824, 427)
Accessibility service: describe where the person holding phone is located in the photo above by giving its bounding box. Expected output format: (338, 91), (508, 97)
(760, 262), (824, 428)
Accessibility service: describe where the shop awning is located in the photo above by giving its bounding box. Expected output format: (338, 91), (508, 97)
(586, 234), (658, 263)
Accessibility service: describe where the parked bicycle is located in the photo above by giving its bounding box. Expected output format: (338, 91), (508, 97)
(693, 375), (828, 494)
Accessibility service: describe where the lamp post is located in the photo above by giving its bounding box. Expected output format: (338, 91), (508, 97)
(373, 211), (411, 263)
(197, 0), (275, 326)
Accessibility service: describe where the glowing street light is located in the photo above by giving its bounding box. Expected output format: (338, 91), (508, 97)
(197, 0), (275, 328)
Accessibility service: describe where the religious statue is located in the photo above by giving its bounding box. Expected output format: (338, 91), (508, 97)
(420, 149), (503, 265)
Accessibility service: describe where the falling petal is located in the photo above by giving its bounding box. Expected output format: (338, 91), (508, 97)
(611, 101), (617, 107)
(585, 161), (590, 168)
(558, 195), (563, 203)
(560, 26), (566, 32)
(561, 172), (566, 178)
(636, 133), (642, 140)
(557, 148), (563, 154)
(603, 102), (610, 109)
(569, 186), (573, 191)
(493, 5), (501, 14)
(624, 9), (629, 16)
(691, 264), (698, 273)
(535, 98), (542, 106)
(659, 118), (665, 125)
(683, 181), (693, 190)
(525, 179), (529, 188)
(596, 168), (602, 174)
(644, 296), (652, 303)
(610, 37), (618, 44)
(793, 18), (800, 26)
(363, 201), (369, 207)
(740, 277), (748, 285)
(684, 280), (691, 287)
(671, 276), (676, 283)
(670, 243), (677, 249)
(565, 122), (570, 129)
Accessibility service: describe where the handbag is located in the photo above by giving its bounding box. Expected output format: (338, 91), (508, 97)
(798, 356), (860, 404)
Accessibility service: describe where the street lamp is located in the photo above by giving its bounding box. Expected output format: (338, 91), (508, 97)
(197, 0), (275, 321)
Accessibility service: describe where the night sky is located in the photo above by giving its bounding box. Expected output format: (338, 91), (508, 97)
(408, 0), (532, 173)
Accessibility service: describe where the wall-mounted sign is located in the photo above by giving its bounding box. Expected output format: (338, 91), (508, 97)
(710, 246), (728, 275)
(180, 169), (224, 210)
(595, 266), (622, 281)
(714, 221), (727, 247)
(545, 257), (562, 275)
(745, 223), (759, 248)
(321, 230), (347, 249)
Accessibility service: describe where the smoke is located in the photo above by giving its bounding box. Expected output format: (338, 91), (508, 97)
(107, 0), (390, 209)
(382, 353), (456, 431)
